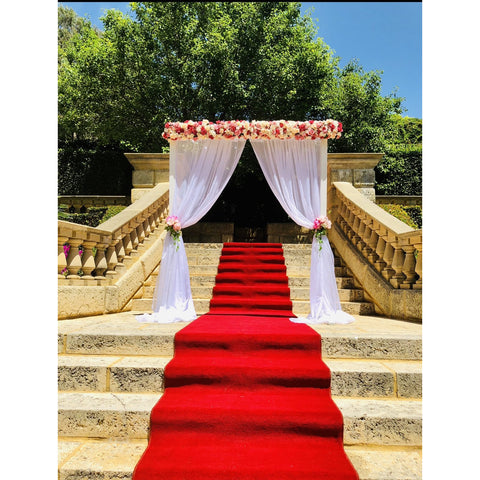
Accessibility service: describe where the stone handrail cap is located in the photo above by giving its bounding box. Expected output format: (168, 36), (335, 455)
(333, 182), (415, 236)
(327, 153), (384, 170)
(125, 153), (169, 170)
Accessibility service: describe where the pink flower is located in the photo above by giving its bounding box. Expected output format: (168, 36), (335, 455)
(313, 216), (331, 230)
(173, 221), (181, 232)
(165, 215), (179, 227)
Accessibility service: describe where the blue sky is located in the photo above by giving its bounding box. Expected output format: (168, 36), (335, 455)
(60, 1), (422, 118)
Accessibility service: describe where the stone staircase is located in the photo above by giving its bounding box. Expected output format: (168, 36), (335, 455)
(58, 311), (422, 479)
(131, 243), (376, 316)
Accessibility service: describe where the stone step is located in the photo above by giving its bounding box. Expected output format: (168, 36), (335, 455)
(131, 297), (375, 316)
(184, 274), (355, 289)
(149, 264), (348, 277)
(58, 438), (422, 480)
(185, 244), (342, 268)
(58, 313), (422, 360)
(58, 355), (421, 399)
(141, 285), (365, 302)
(58, 391), (422, 446)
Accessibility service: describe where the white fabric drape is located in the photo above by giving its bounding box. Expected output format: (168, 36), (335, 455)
(137, 139), (246, 323)
(250, 138), (354, 324)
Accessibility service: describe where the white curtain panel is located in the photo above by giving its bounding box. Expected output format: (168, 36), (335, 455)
(137, 138), (246, 323)
(250, 138), (354, 324)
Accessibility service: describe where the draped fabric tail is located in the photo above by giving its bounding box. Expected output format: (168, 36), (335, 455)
(251, 138), (354, 325)
(137, 138), (246, 324)
(290, 236), (355, 325)
(136, 234), (197, 324)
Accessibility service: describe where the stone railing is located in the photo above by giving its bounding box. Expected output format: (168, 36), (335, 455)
(58, 195), (130, 212)
(330, 182), (422, 321)
(58, 183), (169, 319)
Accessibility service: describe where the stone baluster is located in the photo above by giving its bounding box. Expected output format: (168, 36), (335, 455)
(381, 240), (395, 282)
(338, 202), (349, 235)
(346, 207), (356, 240)
(129, 220), (139, 252)
(105, 242), (119, 281)
(366, 224), (380, 265)
(123, 227), (133, 256)
(143, 216), (152, 240)
(351, 212), (362, 248)
(413, 243), (422, 290)
(160, 196), (169, 221)
(137, 218), (146, 245)
(389, 243), (406, 288)
(400, 244), (417, 289)
(94, 242), (109, 280)
(115, 233), (126, 263)
(65, 239), (83, 279)
(356, 215), (367, 253)
(58, 236), (69, 278)
(374, 229), (387, 273)
(80, 241), (97, 280)
(148, 211), (157, 234)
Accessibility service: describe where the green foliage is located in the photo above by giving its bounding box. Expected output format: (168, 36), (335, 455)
(58, 2), (402, 152)
(57, 205), (127, 227)
(388, 115), (422, 146)
(58, 140), (133, 195)
(325, 60), (404, 153)
(100, 205), (127, 223)
(58, 2), (420, 223)
(379, 204), (421, 229)
(375, 144), (422, 196)
(58, 206), (108, 227)
(404, 206), (422, 229)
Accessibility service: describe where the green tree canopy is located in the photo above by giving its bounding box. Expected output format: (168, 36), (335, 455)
(58, 2), (405, 153)
(58, 2), (420, 210)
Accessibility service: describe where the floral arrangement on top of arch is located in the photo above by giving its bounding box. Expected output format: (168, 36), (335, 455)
(162, 119), (342, 141)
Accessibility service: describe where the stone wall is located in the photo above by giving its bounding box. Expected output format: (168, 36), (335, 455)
(182, 223), (234, 243)
(125, 153), (170, 203)
(328, 153), (384, 202)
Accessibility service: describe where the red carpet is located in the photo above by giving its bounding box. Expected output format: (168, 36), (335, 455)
(133, 243), (359, 479)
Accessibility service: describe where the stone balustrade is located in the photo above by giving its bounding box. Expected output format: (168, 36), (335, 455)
(58, 184), (170, 319)
(59, 184), (169, 286)
(331, 182), (422, 321)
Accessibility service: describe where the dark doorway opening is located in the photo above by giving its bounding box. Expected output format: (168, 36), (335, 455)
(200, 142), (290, 242)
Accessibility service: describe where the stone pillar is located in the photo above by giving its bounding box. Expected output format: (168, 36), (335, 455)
(125, 153), (170, 202)
(328, 153), (384, 202)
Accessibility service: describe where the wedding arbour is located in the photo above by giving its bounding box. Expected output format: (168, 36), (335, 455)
(136, 119), (355, 326)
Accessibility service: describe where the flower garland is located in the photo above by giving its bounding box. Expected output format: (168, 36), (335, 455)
(312, 215), (332, 251)
(162, 119), (342, 141)
(165, 215), (182, 250)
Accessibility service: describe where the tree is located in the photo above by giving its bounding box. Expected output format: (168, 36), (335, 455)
(59, 2), (340, 151)
(58, 2), (416, 204)
(325, 60), (404, 153)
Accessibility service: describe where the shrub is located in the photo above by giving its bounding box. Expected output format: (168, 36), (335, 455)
(100, 205), (127, 223)
(380, 204), (420, 229)
(404, 206), (422, 229)
(375, 144), (422, 196)
(58, 140), (133, 196)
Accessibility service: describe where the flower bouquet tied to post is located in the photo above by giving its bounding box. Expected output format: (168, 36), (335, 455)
(312, 215), (332, 251)
(165, 215), (182, 250)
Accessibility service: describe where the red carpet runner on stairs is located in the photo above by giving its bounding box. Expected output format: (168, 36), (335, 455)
(133, 243), (359, 480)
